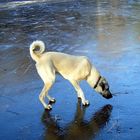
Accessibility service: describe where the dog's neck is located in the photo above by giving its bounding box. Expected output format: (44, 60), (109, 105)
(93, 76), (101, 89)
(86, 66), (101, 88)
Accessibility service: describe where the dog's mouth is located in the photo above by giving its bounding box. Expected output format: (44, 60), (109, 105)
(103, 94), (112, 99)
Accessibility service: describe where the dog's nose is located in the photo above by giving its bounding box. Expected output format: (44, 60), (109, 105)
(107, 94), (113, 99)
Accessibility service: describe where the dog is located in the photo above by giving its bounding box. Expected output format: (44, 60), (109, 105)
(30, 40), (112, 110)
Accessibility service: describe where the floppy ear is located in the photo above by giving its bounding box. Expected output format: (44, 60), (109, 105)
(99, 82), (105, 91)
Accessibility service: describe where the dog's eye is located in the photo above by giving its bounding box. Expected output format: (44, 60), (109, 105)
(105, 84), (109, 90)
(106, 86), (109, 90)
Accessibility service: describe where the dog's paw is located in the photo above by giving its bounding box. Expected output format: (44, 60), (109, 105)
(82, 100), (90, 106)
(49, 98), (56, 104)
(45, 104), (52, 111)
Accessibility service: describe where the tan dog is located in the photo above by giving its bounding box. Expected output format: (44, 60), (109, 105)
(30, 40), (112, 110)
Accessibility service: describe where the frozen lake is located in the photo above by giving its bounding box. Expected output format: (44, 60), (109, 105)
(0, 0), (140, 139)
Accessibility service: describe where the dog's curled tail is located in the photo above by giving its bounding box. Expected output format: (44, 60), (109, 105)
(30, 40), (45, 62)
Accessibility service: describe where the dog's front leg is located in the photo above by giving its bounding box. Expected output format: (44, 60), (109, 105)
(70, 80), (89, 106)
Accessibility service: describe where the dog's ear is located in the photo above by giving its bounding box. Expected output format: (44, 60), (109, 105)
(99, 82), (105, 91)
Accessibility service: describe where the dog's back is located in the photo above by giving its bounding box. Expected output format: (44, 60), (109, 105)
(39, 52), (91, 80)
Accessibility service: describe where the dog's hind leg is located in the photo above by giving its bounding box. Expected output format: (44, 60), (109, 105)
(70, 80), (89, 106)
(39, 85), (52, 110)
(47, 95), (56, 104)
(39, 80), (56, 110)
(37, 65), (56, 109)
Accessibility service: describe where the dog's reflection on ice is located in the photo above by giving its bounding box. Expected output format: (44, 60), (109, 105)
(41, 101), (112, 140)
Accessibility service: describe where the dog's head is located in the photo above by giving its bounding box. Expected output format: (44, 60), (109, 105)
(94, 77), (112, 99)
